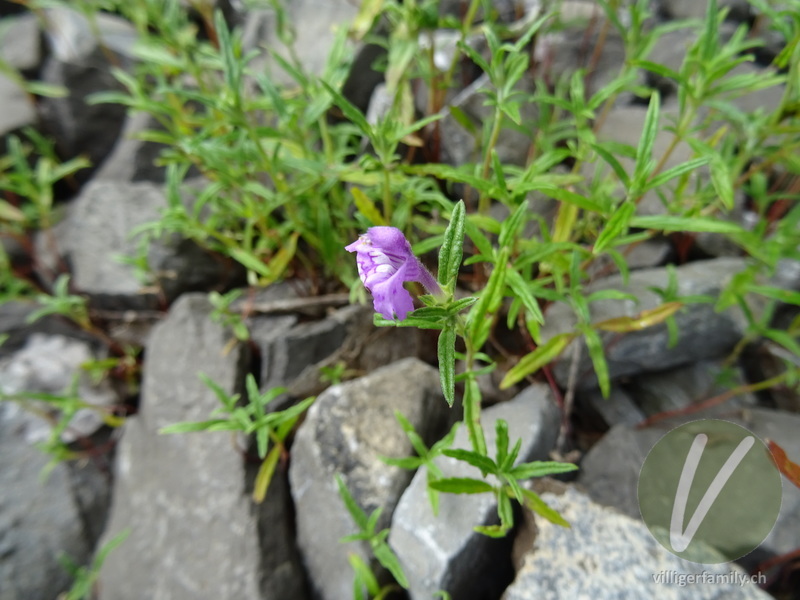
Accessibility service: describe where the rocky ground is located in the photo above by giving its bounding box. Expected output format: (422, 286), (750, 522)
(0, 1), (798, 599)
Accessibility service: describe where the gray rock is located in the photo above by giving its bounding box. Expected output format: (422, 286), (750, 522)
(37, 181), (166, 300)
(627, 359), (757, 418)
(93, 111), (171, 183)
(0, 402), (110, 600)
(587, 237), (674, 279)
(253, 303), (424, 400)
(504, 484), (771, 600)
(389, 384), (561, 600)
(580, 385), (645, 428)
(240, 0), (358, 87)
(0, 72), (35, 136)
(537, 11), (626, 96)
(0, 333), (118, 443)
(577, 408), (800, 568)
(540, 258), (749, 389)
(37, 181), (236, 305)
(0, 13), (41, 72)
(97, 293), (307, 600)
(658, 0), (752, 21)
(0, 301), (93, 359)
(438, 72), (537, 167)
(38, 7), (137, 177)
(289, 358), (451, 600)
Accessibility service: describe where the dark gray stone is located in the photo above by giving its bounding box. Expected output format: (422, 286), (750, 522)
(580, 385), (645, 428)
(577, 408), (800, 567)
(94, 111), (170, 183)
(0, 301), (92, 359)
(504, 484), (770, 600)
(38, 7), (137, 177)
(0, 402), (110, 600)
(253, 303), (424, 401)
(389, 384), (560, 600)
(626, 359), (757, 418)
(540, 258), (750, 389)
(97, 293), (307, 600)
(289, 358), (451, 600)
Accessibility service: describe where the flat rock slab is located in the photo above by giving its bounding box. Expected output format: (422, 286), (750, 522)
(289, 358), (451, 600)
(97, 293), (306, 600)
(504, 485), (770, 600)
(389, 384), (561, 600)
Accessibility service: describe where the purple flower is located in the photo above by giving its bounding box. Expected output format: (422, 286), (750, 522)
(346, 226), (441, 321)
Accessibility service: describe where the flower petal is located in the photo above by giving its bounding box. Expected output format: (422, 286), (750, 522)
(371, 259), (415, 320)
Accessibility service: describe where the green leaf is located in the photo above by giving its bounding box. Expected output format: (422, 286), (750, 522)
(438, 319), (457, 407)
(582, 326), (611, 398)
(590, 143), (631, 190)
(497, 492), (514, 529)
(467, 248), (509, 347)
(428, 477), (495, 494)
(633, 92), (660, 186)
(336, 475), (369, 531)
(499, 200), (529, 248)
(449, 105), (477, 135)
(252, 445), (282, 503)
(373, 542), (409, 589)
(630, 215), (745, 234)
(500, 333), (573, 389)
(495, 419), (510, 469)
(320, 80), (372, 136)
(593, 201), (635, 254)
(521, 488), (571, 527)
(505, 269), (544, 324)
(536, 186), (605, 214)
(350, 0), (383, 40)
(709, 153), (734, 210)
(352, 187), (387, 226)
(349, 554), (380, 598)
(443, 449), (498, 475)
(447, 297), (478, 315)
(438, 200), (466, 289)
(159, 419), (234, 434)
(374, 314), (445, 329)
(509, 461), (579, 479)
(474, 523), (512, 538)
(644, 157), (709, 190)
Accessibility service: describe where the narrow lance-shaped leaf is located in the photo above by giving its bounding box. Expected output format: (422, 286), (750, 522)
(438, 200), (466, 289)
(438, 319), (457, 407)
(499, 200), (529, 248)
(252, 444), (282, 503)
(500, 333), (574, 389)
(428, 477), (495, 494)
(443, 448), (498, 475)
(520, 488), (571, 527)
(594, 302), (683, 332)
(582, 325), (611, 398)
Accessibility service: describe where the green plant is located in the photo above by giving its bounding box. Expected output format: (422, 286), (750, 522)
(160, 373), (315, 503)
